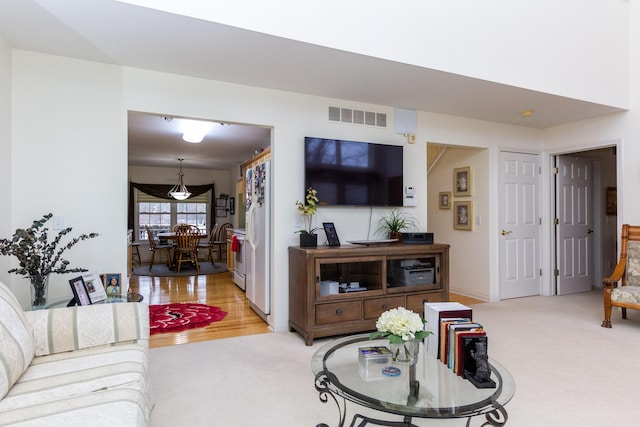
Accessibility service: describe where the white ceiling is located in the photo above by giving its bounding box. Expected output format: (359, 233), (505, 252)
(0, 0), (625, 170)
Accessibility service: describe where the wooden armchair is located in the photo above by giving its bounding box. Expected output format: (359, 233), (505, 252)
(602, 224), (640, 328)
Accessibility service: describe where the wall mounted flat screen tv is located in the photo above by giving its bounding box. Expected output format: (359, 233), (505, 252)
(304, 137), (403, 207)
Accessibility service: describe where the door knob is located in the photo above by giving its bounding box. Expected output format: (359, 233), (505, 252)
(501, 230), (512, 236)
(587, 229), (594, 234)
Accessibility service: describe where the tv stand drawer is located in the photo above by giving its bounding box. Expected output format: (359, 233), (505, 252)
(316, 301), (361, 325)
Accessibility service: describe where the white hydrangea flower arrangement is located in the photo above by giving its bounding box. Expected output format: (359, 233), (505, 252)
(369, 307), (431, 344)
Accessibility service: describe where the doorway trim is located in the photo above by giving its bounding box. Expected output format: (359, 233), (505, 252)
(541, 139), (621, 296)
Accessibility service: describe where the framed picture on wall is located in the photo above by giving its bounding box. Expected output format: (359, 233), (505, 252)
(453, 201), (473, 231)
(229, 197), (236, 215)
(439, 191), (452, 209)
(453, 166), (472, 197)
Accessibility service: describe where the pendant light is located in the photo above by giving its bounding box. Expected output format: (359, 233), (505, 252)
(168, 158), (191, 200)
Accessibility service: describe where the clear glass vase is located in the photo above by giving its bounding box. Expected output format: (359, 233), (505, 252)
(390, 339), (418, 365)
(29, 274), (50, 310)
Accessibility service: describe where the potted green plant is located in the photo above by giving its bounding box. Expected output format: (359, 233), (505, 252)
(0, 213), (99, 309)
(376, 208), (417, 241)
(295, 187), (320, 247)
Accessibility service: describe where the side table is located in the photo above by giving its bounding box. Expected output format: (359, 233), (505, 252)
(47, 292), (144, 308)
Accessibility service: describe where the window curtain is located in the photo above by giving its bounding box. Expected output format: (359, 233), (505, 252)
(128, 182), (215, 240)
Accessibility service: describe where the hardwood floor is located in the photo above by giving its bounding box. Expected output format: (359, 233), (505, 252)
(129, 269), (271, 348)
(129, 265), (483, 349)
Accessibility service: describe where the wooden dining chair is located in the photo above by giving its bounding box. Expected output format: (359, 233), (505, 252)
(214, 223), (233, 263)
(174, 227), (201, 273)
(602, 224), (640, 327)
(198, 223), (220, 263)
(145, 225), (173, 271)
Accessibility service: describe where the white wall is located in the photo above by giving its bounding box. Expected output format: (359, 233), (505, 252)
(427, 146), (490, 300)
(0, 36), (11, 287)
(129, 165), (230, 189)
(121, 66), (427, 331)
(128, 164), (234, 262)
(10, 51), (125, 305)
(4, 0), (639, 319)
(8, 53), (427, 324)
(422, 113), (542, 301)
(126, 0), (629, 108)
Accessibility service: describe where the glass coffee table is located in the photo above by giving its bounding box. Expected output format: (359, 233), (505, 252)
(47, 292), (144, 308)
(311, 334), (515, 427)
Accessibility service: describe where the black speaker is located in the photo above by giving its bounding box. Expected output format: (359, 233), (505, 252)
(401, 232), (434, 244)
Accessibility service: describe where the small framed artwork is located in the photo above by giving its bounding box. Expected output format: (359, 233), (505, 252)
(453, 201), (473, 231)
(439, 191), (452, 209)
(323, 222), (341, 247)
(69, 276), (92, 306)
(229, 197), (236, 215)
(606, 187), (617, 216)
(215, 197), (228, 208)
(216, 208), (227, 218)
(102, 273), (122, 295)
(453, 166), (472, 197)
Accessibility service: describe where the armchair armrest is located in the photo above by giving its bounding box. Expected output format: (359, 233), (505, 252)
(603, 257), (626, 287)
(24, 302), (149, 356)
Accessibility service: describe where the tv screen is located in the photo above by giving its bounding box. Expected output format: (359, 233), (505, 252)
(304, 137), (404, 206)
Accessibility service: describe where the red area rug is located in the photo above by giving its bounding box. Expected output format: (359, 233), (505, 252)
(149, 303), (228, 335)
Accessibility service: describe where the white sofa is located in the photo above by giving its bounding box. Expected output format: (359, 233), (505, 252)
(0, 281), (154, 426)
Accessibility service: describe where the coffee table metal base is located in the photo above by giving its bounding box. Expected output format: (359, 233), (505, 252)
(314, 371), (509, 427)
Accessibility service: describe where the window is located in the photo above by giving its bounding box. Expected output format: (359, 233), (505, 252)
(136, 190), (210, 241)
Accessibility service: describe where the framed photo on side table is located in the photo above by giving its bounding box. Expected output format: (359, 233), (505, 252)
(453, 201), (473, 231)
(82, 270), (107, 303)
(323, 222), (341, 246)
(69, 276), (92, 306)
(102, 273), (122, 295)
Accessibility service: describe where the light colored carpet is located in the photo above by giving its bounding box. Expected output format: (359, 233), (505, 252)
(149, 290), (640, 426)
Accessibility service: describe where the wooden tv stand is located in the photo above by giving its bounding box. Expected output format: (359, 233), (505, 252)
(288, 243), (450, 345)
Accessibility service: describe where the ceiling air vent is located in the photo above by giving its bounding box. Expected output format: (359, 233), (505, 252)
(328, 106), (387, 128)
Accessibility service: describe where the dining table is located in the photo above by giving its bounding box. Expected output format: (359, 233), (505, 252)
(156, 231), (208, 270)
(157, 231), (208, 241)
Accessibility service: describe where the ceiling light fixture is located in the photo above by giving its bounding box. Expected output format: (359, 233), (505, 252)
(168, 158), (191, 200)
(181, 119), (213, 143)
(521, 109), (535, 117)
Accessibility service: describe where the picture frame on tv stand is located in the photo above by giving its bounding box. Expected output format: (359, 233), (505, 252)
(323, 222), (341, 246)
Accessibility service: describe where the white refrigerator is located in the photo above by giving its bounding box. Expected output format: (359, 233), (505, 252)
(245, 160), (270, 320)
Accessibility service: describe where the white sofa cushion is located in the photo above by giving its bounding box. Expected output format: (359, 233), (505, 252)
(25, 302), (149, 356)
(0, 342), (153, 425)
(0, 281), (34, 400)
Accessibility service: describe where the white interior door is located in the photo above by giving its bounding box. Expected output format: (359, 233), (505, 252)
(498, 151), (541, 299)
(556, 156), (593, 295)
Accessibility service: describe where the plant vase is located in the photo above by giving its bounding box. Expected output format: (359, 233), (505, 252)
(389, 231), (402, 242)
(299, 233), (318, 248)
(390, 339), (418, 365)
(29, 274), (50, 310)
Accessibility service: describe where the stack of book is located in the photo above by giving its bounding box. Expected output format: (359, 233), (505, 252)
(424, 302), (488, 378)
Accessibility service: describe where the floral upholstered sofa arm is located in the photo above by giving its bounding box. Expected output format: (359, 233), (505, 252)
(24, 302), (149, 356)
